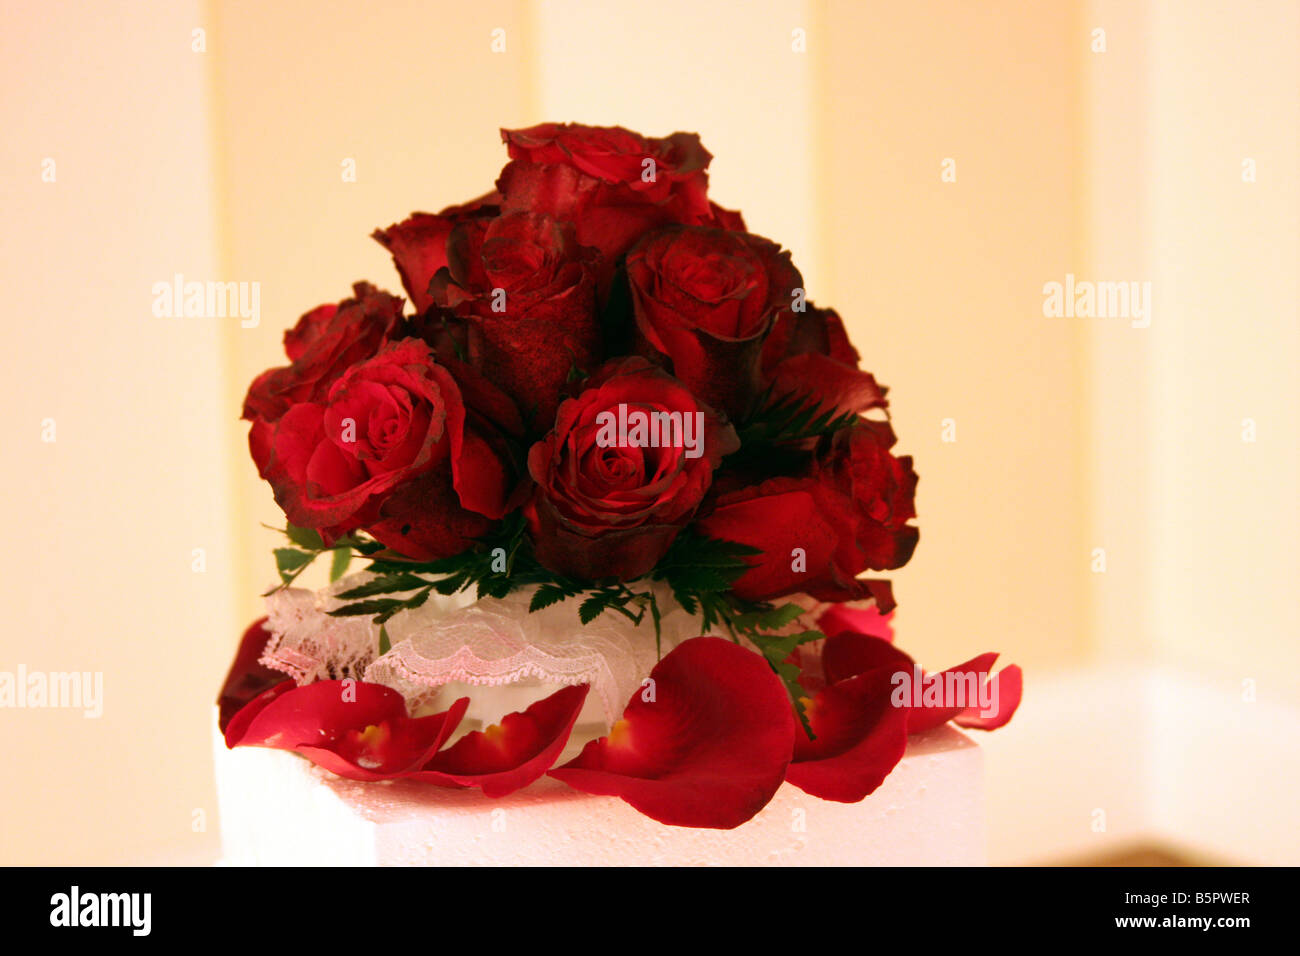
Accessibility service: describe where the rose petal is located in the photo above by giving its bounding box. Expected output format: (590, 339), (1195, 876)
(953, 664), (1023, 730)
(414, 684), (590, 797)
(549, 637), (794, 829)
(785, 667), (910, 803)
(227, 679), (469, 781)
(216, 618), (287, 734)
(901, 652), (1002, 734)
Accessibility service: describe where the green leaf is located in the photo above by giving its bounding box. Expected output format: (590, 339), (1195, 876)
(579, 593), (612, 625)
(327, 598), (407, 618)
(729, 602), (805, 633)
(744, 628), (823, 738)
(377, 624), (391, 656)
(736, 389), (863, 448)
(335, 573), (431, 599)
(329, 547), (352, 582)
(529, 584), (570, 613)
(285, 524), (325, 551)
(273, 547), (314, 584)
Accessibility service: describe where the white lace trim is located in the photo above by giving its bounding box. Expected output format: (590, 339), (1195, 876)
(259, 574), (707, 732)
(365, 583), (704, 728)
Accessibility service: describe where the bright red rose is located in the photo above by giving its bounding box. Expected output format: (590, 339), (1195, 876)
(371, 192), (500, 314)
(496, 123), (715, 264)
(627, 224), (802, 420)
(761, 304), (888, 419)
(695, 420), (918, 601)
(242, 283), (403, 427)
(525, 357), (738, 581)
(429, 211), (602, 429)
(252, 338), (516, 557)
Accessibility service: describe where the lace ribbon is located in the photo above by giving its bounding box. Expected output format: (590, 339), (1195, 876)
(259, 574), (707, 731)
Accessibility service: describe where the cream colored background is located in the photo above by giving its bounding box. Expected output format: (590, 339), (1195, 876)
(2, 0), (1295, 864)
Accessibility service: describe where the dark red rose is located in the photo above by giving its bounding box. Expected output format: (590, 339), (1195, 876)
(525, 357), (738, 581)
(252, 338), (516, 557)
(496, 123), (714, 264)
(695, 420), (918, 601)
(372, 192), (500, 314)
(428, 211), (602, 430)
(761, 304), (888, 418)
(626, 224), (802, 420)
(242, 283), (403, 426)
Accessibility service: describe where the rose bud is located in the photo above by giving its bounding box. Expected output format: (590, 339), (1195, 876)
(626, 224), (803, 421)
(695, 420), (918, 602)
(525, 357), (738, 581)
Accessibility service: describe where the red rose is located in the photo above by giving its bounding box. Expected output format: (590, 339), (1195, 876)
(627, 224), (802, 420)
(696, 421), (918, 601)
(496, 123), (715, 264)
(761, 304), (888, 418)
(242, 282), (403, 426)
(525, 357), (738, 581)
(428, 211), (602, 429)
(253, 338), (516, 558)
(371, 192), (500, 314)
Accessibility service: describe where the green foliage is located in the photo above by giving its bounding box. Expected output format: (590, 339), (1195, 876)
(736, 388), (863, 449)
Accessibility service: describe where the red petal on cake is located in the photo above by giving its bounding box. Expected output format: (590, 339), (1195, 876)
(223, 679), (296, 748)
(785, 667), (910, 803)
(953, 663), (1023, 730)
(227, 678), (469, 781)
(821, 632), (914, 686)
(549, 637), (794, 829)
(904, 652), (1001, 734)
(816, 603), (895, 642)
(217, 617), (288, 734)
(413, 683), (590, 797)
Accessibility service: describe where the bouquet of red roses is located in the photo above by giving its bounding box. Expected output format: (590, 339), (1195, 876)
(218, 123), (1020, 829)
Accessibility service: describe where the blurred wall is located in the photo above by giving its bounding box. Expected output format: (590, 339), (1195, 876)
(817, 0), (1089, 674)
(1, 0), (235, 864)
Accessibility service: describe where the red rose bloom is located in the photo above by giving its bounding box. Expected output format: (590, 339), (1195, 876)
(242, 282), (403, 427)
(761, 304), (888, 418)
(496, 122), (715, 264)
(627, 224), (802, 420)
(253, 338), (515, 557)
(429, 211), (601, 429)
(525, 357), (738, 581)
(371, 192), (500, 314)
(696, 420), (918, 601)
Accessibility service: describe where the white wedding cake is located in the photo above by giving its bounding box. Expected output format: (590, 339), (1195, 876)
(214, 575), (986, 866)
